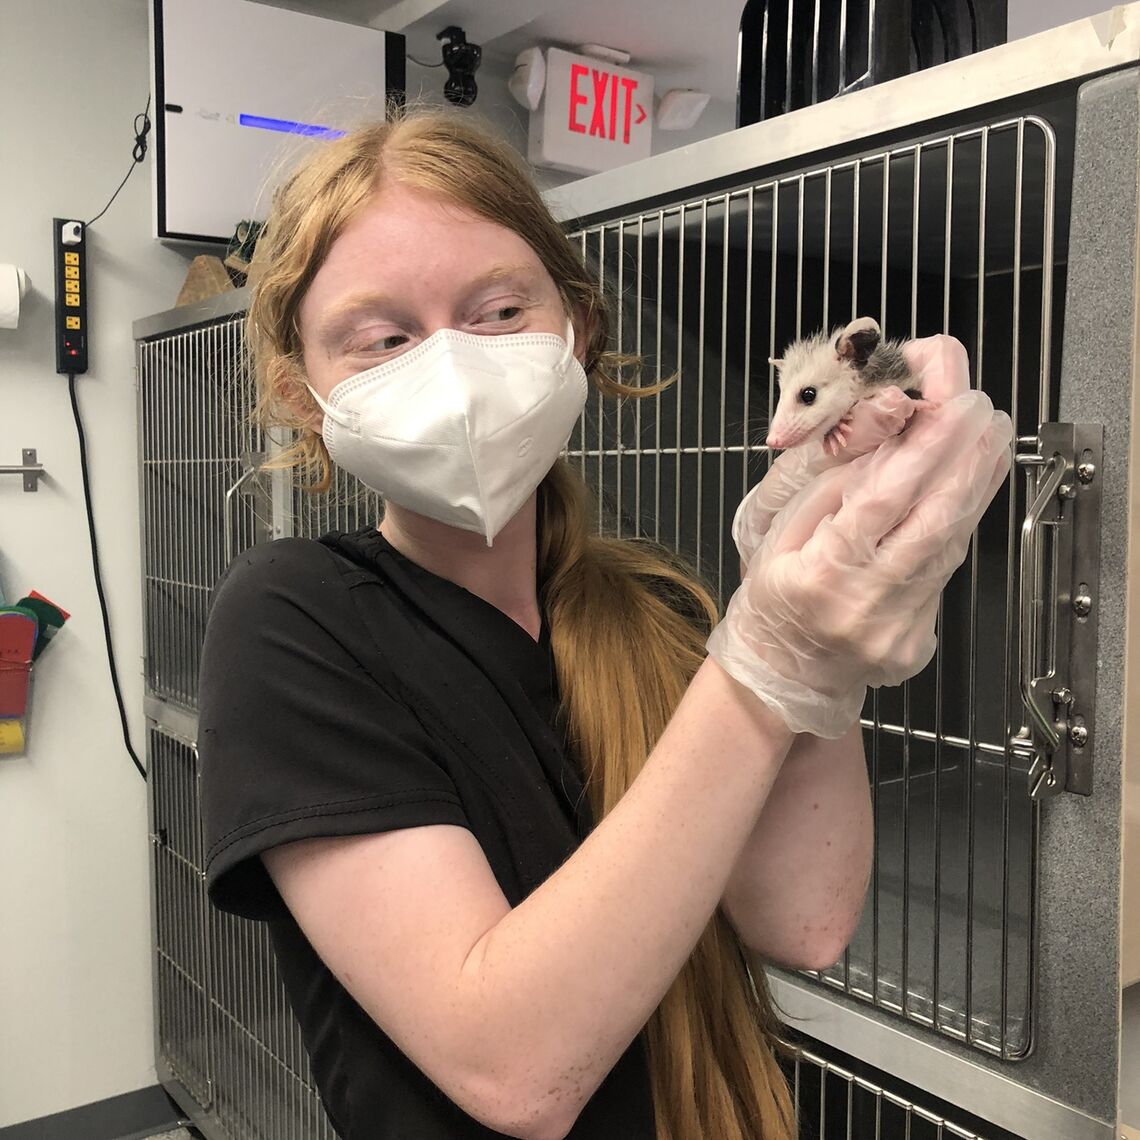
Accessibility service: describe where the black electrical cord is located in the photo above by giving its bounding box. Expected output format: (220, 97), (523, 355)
(68, 373), (147, 780)
(407, 54), (444, 67)
(86, 94), (152, 228)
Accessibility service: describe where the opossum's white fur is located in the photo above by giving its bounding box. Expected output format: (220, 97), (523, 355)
(781, 326), (913, 391)
(767, 319), (918, 451)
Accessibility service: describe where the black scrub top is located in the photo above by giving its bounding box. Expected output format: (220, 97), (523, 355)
(197, 526), (657, 1140)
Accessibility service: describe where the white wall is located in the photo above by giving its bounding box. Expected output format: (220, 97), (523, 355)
(0, 0), (200, 1126)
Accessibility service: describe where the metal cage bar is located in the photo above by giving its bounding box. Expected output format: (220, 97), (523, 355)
(738, 0), (1007, 126)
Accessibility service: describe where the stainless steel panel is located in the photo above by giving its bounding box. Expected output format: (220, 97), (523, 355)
(133, 287), (251, 342)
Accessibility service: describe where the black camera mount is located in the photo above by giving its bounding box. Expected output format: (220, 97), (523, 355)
(436, 26), (482, 107)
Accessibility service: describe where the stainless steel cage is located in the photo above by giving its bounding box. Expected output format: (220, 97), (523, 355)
(736, 0), (1008, 127)
(146, 702), (1017, 1140)
(149, 720), (338, 1140)
(789, 1045), (1015, 1140)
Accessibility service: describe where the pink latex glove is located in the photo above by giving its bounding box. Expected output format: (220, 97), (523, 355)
(710, 337), (1011, 738)
(733, 334), (972, 565)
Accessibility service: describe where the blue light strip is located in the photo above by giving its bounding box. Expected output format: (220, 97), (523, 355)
(238, 114), (346, 139)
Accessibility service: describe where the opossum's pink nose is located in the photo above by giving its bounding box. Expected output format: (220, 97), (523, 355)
(766, 429), (788, 449)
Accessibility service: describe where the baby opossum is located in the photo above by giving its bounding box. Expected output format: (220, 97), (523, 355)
(766, 316), (927, 454)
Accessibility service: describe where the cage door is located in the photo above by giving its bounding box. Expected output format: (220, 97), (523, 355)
(567, 113), (1058, 1059)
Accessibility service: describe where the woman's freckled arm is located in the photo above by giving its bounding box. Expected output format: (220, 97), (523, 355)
(720, 722), (873, 969)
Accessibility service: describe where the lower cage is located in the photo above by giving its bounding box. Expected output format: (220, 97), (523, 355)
(149, 719), (1022, 1140)
(786, 1042), (1022, 1140)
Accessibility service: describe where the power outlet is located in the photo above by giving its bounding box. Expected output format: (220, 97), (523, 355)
(53, 217), (88, 374)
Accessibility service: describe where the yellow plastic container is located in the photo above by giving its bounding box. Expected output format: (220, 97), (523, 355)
(0, 718), (26, 754)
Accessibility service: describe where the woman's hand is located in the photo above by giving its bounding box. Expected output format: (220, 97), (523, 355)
(709, 351), (1012, 738)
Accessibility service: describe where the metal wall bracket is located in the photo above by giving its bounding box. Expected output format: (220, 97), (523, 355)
(0, 448), (45, 492)
(1011, 423), (1103, 799)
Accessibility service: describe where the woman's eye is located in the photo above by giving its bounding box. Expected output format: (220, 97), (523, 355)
(478, 305), (523, 324)
(353, 333), (408, 353)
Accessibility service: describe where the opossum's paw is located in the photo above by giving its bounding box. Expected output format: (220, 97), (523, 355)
(823, 412), (855, 455)
(908, 397), (940, 413)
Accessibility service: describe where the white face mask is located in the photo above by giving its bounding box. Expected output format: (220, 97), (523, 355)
(307, 321), (589, 544)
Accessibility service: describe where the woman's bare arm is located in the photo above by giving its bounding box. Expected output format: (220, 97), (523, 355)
(263, 657), (794, 1140)
(720, 722), (873, 969)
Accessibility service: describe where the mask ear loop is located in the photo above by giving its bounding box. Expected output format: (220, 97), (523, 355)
(306, 384), (330, 412)
(305, 383), (350, 429)
(561, 317), (579, 369)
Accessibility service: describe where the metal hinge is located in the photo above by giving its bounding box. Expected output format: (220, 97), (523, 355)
(1010, 423), (1102, 799)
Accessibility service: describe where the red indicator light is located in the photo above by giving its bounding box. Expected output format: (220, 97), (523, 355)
(68, 348), (78, 356)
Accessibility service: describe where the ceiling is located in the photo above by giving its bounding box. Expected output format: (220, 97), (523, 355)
(252, 0), (747, 107)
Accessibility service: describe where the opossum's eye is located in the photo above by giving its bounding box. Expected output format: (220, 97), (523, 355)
(798, 387), (817, 406)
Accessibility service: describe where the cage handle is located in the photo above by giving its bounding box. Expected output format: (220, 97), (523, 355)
(1016, 449), (1066, 757)
(1010, 424), (1102, 799)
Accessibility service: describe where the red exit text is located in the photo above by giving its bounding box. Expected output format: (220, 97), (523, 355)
(567, 63), (648, 144)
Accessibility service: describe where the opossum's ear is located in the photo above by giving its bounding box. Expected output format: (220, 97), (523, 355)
(836, 316), (881, 369)
(768, 357), (784, 368)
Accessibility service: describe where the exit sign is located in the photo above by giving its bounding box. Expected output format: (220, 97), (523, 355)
(529, 48), (654, 175)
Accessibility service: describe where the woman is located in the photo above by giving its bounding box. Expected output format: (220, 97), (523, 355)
(198, 109), (1011, 1140)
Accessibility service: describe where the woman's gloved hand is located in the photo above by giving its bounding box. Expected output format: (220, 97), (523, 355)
(709, 338), (1012, 738)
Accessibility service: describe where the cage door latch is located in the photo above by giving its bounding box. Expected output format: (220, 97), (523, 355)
(222, 452), (269, 567)
(1010, 423), (1102, 800)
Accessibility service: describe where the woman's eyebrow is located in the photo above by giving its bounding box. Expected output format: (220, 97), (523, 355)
(316, 292), (400, 346)
(464, 264), (543, 294)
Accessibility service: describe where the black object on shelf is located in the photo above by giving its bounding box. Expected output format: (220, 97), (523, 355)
(737, 0), (1008, 127)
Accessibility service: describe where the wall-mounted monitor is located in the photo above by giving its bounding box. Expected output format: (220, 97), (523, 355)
(151, 0), (404, 244)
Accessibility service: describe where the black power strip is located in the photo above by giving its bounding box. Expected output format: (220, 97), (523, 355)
(53, 217), (88, 374)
